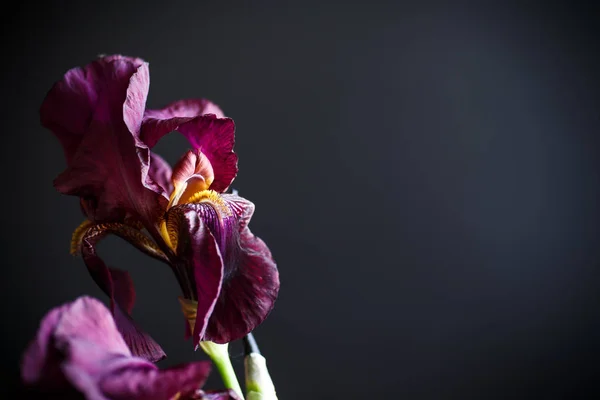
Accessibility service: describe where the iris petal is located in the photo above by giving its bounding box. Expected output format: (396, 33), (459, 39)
(148, 153), (173, 200)
(40, 55), (144, 163)
(166, 206), (224, 347)
(21, 296), (212, 399)
(79, 224), (166, 362)
(141, 99), (225, 147)
(142, 101), (238, 193)
(168, 195), (279, 344)
(44, 55), (167, 231)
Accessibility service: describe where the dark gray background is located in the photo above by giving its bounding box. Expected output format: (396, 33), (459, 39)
(2, 1), (600, 398)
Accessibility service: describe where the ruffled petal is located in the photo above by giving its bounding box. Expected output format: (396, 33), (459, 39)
(176, 115), (238, 193)
(167, 194), (279, 344)
(45, 55), (167, 229)
(21, 296), (212, 400)
(142, 101), (237, 192)
(170, 149), (215, 206)
(40, 55), (144, 163)
(80, 225), (166, 362)
(99, 361), (212, 400)
(166, 206), (224, 348)
(147, 152), (173, 201)
(141, 99), (225, 147)
(204, 196), (279, 343)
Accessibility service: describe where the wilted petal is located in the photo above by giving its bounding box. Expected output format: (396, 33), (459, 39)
(141, 99), (225, 147)
(21, 296), (212, 400)
(80, 225), (166, 362)
(21, 297), (130, 389)
(123, 60), (149, 135)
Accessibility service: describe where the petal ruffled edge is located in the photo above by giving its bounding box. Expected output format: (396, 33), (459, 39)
(177, 115), (238, 193)
(40, 55), (146, 163)
(204, 195), (279, 343)
(141, 99), (225, 147)
(168, 195), (279, 344)
(166, 205), (225, 348)
(21, 296), (214, 399)
(141, 100), (238, 192)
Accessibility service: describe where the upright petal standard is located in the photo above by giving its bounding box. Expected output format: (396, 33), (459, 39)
(42, 55), (279, 360)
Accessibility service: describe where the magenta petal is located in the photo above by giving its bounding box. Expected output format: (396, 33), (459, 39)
(147, 153), (173, 200)
(142, 102), (238, 192)
(168, 206), (224, 347)
(21, 296), (131, 391)
(205, 195), (279, 343)
(45, 55), (166, 227)
(99, 361), (212, 400)
(21, 297), (212, 400)
(41, 55), (144, 163)
(141, 99), (225, 147)
(81, 232), (166, 362)
(170, 195), (279, 344)
(176, 115), (238, 192)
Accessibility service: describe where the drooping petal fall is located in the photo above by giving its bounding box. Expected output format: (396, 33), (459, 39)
(78, 222), (167, 362)
(21, 296), (212, 400)
(166, 194), (279, 345)
(204, 195), (280, 343)
(166, 206), (224, 347)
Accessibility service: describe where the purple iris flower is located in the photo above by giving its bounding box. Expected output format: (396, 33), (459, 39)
(21, 296), (241, 400)
(41, 55), (279, 361)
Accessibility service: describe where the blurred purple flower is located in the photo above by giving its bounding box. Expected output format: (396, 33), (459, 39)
(41, 55), (279, 361)
(21, 296), (241, 400)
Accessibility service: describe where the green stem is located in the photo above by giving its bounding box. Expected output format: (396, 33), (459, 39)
(200, 341), (244, 399)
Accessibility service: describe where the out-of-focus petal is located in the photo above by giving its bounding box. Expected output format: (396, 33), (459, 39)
(21, 296), (212, 400)
(141, 99), (225, 147)
(21, 297), (130, 388)
(181, 389), (244, 400)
